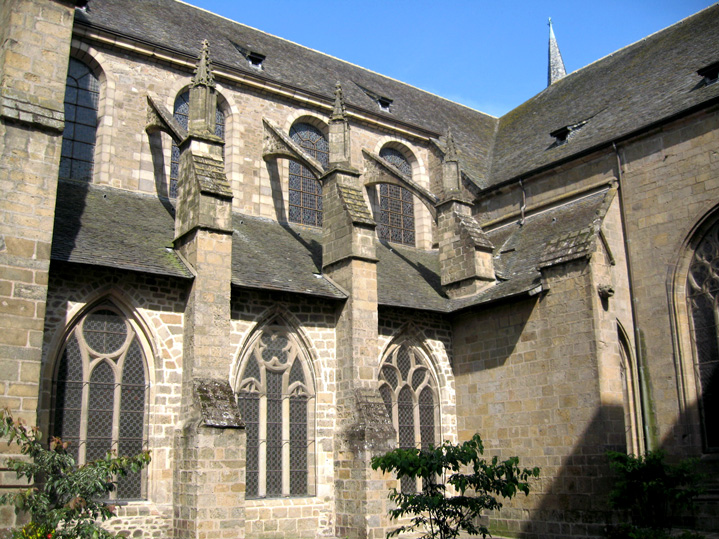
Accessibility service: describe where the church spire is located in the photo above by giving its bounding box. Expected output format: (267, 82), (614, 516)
(547, 18), (567, 86)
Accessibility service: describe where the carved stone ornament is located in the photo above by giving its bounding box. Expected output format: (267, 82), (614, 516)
(191, 39), (216, 89)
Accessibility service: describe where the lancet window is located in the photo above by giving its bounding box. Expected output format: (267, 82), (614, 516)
(51, 304), (148, 499)
(686, 221), (719, 451)
(59, 58), (99, 182)
(170, 90), (226, 198)
(379, 342), (439, 492)
(235, 323), (315, 497)
(288, 122), (327, 227)
(378, 147), (415, 246)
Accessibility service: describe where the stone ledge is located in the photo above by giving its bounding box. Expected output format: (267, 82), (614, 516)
(0, 91), (64, 133)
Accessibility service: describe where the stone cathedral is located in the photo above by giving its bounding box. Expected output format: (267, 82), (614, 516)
(1, 1), (718, 538)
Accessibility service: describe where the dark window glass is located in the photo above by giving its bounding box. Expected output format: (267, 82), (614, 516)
(687, 222), (719, 451)
(52, 305), (147, 499)
(378, 147), (415, 246)
(288, 123), (327, 227)
(59, 58), (99, 182)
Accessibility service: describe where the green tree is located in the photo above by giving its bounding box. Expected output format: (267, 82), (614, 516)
(371, 433), (540, 539)
(0, 410), (150, 539)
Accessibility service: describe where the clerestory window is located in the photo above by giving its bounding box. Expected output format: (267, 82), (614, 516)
(379, 342), (439, 492)
(288, 122), (327, 227)
(378, 147), (415, 246)
(235, 323), (315, 498)
(686, 221), (719, 451)
(170, 90), (226, 198)
(59, 58), (99, 182)
(51, 304), (148, 500)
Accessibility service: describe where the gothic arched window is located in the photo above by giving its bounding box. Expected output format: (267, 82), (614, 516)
(170, 90), (226, 198)
(687, 222), (719, 451)
(59, 58), (99, 182)
(378, 147), (415, 246)
(379, 342), (439, 492)
(52, 303), (148, 499)
(235, 323), (315, 498)
(288, 122), (327, 227)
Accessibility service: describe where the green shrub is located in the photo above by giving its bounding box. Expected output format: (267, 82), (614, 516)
(0, 410), (150, 539)
(605, 450), (704, 539)
(371, 433), (540, 539)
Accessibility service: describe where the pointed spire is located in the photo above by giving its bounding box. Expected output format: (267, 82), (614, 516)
(331, 81), (347, 121)
(192, 39), (216, 88)
(445, 128), (458, 162)
(547, 18), (567, 86)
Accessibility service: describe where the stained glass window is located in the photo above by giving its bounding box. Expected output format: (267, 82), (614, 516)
(687, 222), (719, 451)
(378, 147), (415, 246)
(170, 91), (226, 198)
(379, 343), (439, 492)
(288, 123), (327, 227)
(52, 305), (148, 499)
(236, 323), (315, 498)
(59, 58), (99, 182)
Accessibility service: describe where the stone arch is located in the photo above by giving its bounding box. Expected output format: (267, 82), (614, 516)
(617, 320), (644, 455)
(283, 110), (330, 137)
(668, 203), (719, 452)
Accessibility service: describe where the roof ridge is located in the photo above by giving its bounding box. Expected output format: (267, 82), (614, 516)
(551, 4), (718, 87)
(175, 0), (496, 119)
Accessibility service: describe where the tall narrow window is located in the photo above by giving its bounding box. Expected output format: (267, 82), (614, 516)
(288, 122), (327, 227)
(170, 91), (225, 198)
(378, 147), (415, 246)
(235, 323), (315, 498)
(59, 58), (99, 182)
(379, 343), (439, 492)
(52, 304), (148, 499)
(687, 222), (719, 451)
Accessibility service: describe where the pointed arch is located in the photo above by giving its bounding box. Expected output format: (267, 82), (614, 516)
(233, 312), (316, 498)
(670, 205), (719, 452)
(378, 329), (441, 492)
(617, 320), (644, 455)
(49, 297), (150, 500)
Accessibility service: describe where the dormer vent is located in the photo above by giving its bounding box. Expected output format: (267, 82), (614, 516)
(231, 40), (265, 70)
(550, 119), (587, 146)
(355, 82), (393, 113)
(697, 61), (719, 86)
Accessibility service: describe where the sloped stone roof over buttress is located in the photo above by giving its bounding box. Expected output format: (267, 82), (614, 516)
(74, 0), (497, 187)
(489, 5), (719, 187)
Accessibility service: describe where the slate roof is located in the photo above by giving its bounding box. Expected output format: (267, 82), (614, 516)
(74, 0), (497, 186)
(488, 5), (719, 187)
(51, 181), (193, 278)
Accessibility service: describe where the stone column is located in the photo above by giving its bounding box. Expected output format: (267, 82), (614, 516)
(322, 85), (396, 539)
(171, 41), (245, 539)
(0, 0), (76, 529)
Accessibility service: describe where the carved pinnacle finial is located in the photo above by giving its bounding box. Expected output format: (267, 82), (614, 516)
(445, 128), (458, 161)
(192, 40), (216, 88)
(331, 81), (347, 121)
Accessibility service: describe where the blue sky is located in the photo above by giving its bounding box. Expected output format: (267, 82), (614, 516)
(185, 1), (714, 117)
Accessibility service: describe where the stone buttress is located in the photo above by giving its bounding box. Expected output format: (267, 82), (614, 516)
(322, 84), (396, 539)
(171, 42), (246, 539)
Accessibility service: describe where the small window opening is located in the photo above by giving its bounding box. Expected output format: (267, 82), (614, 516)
(355, 82), (393, 113)
(248, 52), (266, 69)
(378, 96), (392, 112)
(697, 61), (719, 86)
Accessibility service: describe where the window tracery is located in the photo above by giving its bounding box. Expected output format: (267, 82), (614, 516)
(687, 221), (719, 451)
(52, 304), (148, 499)
(170, 90), (226, 198)
(379, 342), (439, 492)
(59, 58), (99, 182)
(378, 147), (415, 246)
(235, 323), (315, 497)
(288, 122), (327, 227)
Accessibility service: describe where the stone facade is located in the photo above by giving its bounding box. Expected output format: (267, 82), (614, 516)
(0, 2), (718, 539)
